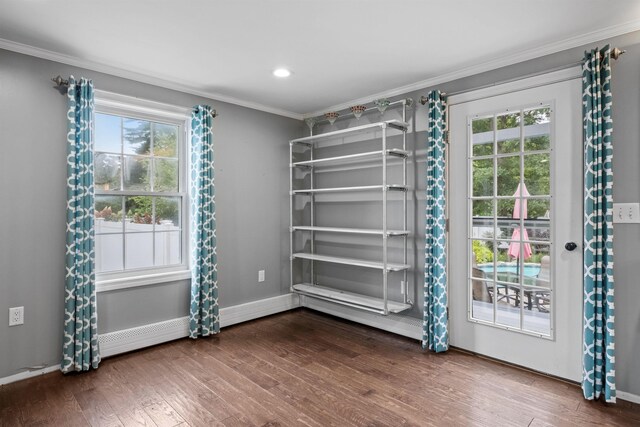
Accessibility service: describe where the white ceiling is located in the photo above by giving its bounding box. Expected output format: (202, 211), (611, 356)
(1, 1), (640, 119)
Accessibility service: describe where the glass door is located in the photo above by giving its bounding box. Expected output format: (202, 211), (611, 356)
(449, 75), (583, 381)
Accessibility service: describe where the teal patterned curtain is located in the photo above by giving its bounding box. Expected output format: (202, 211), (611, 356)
(582, 46), (615, 403)
(423, 90), (448, 352)
(62, 76), (100, 373)
(189, 105), (219, 338)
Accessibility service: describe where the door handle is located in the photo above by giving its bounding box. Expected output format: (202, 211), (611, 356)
(565, 242), (578, 251)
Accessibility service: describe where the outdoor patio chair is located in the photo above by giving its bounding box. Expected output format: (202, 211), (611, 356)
(534, 256), (551, 312)
(472, 267), (493, 303)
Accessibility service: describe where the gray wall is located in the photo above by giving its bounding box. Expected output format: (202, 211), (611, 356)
(298, 32), (640, 395)
(1, 30), (638, 396)
(0, 49), (301, 379)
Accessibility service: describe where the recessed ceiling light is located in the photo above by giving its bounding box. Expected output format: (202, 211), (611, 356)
(273, 68), (291, 78)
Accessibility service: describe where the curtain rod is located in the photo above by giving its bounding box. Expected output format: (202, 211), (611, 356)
(419, 47), (626, 105)
(50, 75), (218, 117)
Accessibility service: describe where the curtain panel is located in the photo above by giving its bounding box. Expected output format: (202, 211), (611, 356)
(423, 90), (448, 352)
(582, 46), (616, 403)
(189, 105), (219, 338)
(62, 76), (100, 373)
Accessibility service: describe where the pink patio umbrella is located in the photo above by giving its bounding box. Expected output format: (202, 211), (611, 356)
(508, 182), (532, 262)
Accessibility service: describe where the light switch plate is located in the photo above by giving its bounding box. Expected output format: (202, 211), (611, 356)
(258, 270), (265, 282)
(613, 203), (640, 223)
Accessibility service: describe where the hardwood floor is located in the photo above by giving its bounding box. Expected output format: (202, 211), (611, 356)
(1, 309), (638, 426)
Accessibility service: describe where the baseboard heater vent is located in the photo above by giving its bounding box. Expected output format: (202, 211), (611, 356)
(99, 293), (299, 358)
(99, 316), (189, 358)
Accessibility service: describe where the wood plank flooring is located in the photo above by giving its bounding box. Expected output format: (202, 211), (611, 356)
(1, 309), (638, 426)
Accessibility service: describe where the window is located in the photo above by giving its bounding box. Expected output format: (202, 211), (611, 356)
(94, 92), (190, 288)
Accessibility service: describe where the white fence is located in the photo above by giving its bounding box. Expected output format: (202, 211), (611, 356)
(95, 218), (181, 272)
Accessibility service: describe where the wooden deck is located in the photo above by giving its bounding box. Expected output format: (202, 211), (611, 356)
(0, 309), (638, 426)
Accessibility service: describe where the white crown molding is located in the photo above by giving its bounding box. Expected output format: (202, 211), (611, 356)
(303, 19), (640, 118)
(0, 38), (303, 121)
(2, 19), (639, 121)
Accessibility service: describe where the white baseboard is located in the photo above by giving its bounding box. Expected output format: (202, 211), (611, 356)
(220, 292), (299, 328)
(0, 365), (61, 386)
(0, 293), (300, 386)
(301, 296), (422, 340)
(99, 293), (299, 358)
(617, 390), (640, 405)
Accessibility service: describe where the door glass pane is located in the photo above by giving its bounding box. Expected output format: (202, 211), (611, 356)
(527, 198), (551, 242)
(495, 283), (521, 328)
(496, 199), (518, 241)
(472, 117), (494, 157)
(497, 156), (520, 196)
(471, 239), (495, 323)
(524, 243), (551, 335)
(524, 107), (551, 151)
(470, 277), (494, 323)
(471, 200), (493, 238)
(524, 154), (550, 196)
(495, 241), (523, 285)
(496, 112), (520, 154)
(472, 159), (493, 197)
(471, 239), (494, 278)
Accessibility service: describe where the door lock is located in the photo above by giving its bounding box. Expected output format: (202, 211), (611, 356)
(565, 242), (578, 251)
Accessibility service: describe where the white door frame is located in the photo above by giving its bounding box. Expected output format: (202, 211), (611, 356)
(447, 67), (584, 381)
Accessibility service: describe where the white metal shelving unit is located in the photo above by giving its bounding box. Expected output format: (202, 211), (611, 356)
(289, 100), (413, 315)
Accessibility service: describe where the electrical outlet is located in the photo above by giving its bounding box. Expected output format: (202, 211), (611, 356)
(613, 203), (640, 223)
(9, 306), (24, 326)
(258, 270), (265, 283)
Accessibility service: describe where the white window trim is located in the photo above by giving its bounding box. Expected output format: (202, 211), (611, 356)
(97, 269), (192, 293)
(95, 90), (191, 121)
(94, 90), (192, 293)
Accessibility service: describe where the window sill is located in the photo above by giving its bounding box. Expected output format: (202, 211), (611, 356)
(96, 269), (191, 293)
